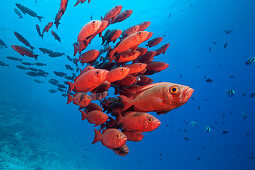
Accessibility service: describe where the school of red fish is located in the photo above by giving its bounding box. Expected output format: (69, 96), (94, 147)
(11, 1), (194, 156)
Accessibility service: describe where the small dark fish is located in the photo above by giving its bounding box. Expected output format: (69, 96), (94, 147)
(51, 31), (61, 42)
(205, 78), (213, 83)
(27, 71), (48, 77)
(14, 32), (35, 50)
(26, 71), (39, 77)
(34, 63), (46, 66)
(72, 73), (76, 78)
(64, 76), (74, 81)
(39, 48), (54, 54)
(90, 16), (93, 20)
(21, 62), (34, 66)
(212, 41), (217, 45)
(242, 112), (247, 120)
(227, 89), (235, 97)
(184, 137), (190, 141)
(209, 47), (212, 53)
(42, 22), (53, 35)
(229, 75), (234, 79)
(65, 65), (74, 71)
(16, 3), (44, 21)
(54, 71), (67, 77)
(62, 93), (67, 97)
(222, 130), (229, 135)
(224, 30), (232, 34)
(11, 45), (38, 60)
(242, 93), (246, 97)
(197, 157), (200, 160)
(34, 80), (44, 84)
(48, 79), (59, 85)
(168, 13), (171, 17)
(28, 67), (40, 72)
(249, 156), (255, 159)
(14, 8), (23, 19)
(250, 92), (255, 98)
(0, 61), (9, 67)
(245, 57), (255, 65)
(57, 88), (66, 92)
(57, 84), (66, 89)
(36, 24), (43, 39)
(224, 43), (228, 48)
(49, 52), (65, 57)
(0, 39), (7, 48)
(6, 56), (22, 62)
(195, 65), (200, 69)
(48, 89), (57, 94)
(66, 55), (73, 61)
(16, 65), (27, 70)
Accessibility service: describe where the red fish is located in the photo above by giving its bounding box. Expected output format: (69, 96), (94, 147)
(146, 37), (163, 48)
(75, 66), (95, 82)
(145, 61), (169, 74)
(85, 102), (103, 112)
(119, 82), (194, 114)
(67, 92), (91, 108)
(138, 21), (151, 31)
(112, 144), (129, 156)
(122, 25), (140, 39)
(126, 63), (147, 75)
(68, 69), (109, 92)
(135, 51), (156, 63)
(115, 50), (140, 63)
(113, 74), (137, 86)
(42, 22), (53, 35)
(90, 81), (111, 100)
(136, 47), (148, 56)
(122, 130), (144, 142)
(112, 10), (133, 24)
(155, 43), (170, 56)
(106, 67), (130, 83)
(11, 45), (38, 60)
(74, 0), (89, 7)
(54, 0), (68, 29)
(92, 128), (127, 149)
(109, 31), (152, 61)
(51, 31), (61, 42)
(102, 5), (122, 23)
(136, 75), (153, 86)
(36, 24), (43, 39)
(79, 49), (100, 63)
(102, 29), (122, 45)
(80, 110), (108, 126)
(117, 112), (161, 132)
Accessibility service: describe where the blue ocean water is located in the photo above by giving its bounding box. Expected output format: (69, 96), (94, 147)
(0, 0), (255, 169)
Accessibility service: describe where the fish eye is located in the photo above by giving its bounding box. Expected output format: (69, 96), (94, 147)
(170, 86), (179, 95)
(147, 117), (153, 123)
(116, 134), (119, 138)
(138, 32), (141, 35)
(96, 71), (99, 74)
(92, 21), (95, 23)
(121, 68), (124, 71)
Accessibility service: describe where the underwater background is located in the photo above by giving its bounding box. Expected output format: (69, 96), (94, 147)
(0, 0), (255, 169)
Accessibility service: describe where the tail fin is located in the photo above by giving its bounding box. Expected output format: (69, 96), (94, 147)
(80, 111), (87, 120)
(92, 129), (102, 144)
(73, 44), (78, 56)
(67, 94), (74, 104)
(74, 0), (81, 7)
(37, 16), (44, 22)
(116, 112), (123, 126)
(101, 16), (103, 21)
(67, 82), (75, 92)
(118, 95), (133, 111)
(108, 117), (116, 128)
(34, 55), (38, 61)
(109, 49), (117, 62)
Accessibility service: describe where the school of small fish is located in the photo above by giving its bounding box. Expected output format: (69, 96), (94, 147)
(7, 0), (255, 156)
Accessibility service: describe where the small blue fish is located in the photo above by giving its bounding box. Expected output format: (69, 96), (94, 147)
(205, 126), (211, 132)
(190, 121), (197, 127)
(227, 89), (235, 97)
(245, 57), (255, 65)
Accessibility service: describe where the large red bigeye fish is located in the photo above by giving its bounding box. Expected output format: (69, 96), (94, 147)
(92, 128), (127, 149)
(119, 82), (194, 115)
(67, 69), (109, 93)
(80, 110), (108, 126)
(67, 92), (91, 108)
(117, 112), (161, 133)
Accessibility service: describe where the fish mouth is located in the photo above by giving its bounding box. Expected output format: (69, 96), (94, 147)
(155, 120), (161, 128)
(183, 87), (194, 102)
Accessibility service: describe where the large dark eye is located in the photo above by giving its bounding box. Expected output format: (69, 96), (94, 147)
(92, 21), (95, 23)
(116, 134), (119, 138)
(138, 32), (141, 35)
(121, 68), (124, 71)
(170, 86), (179, 95)
(96, 71), (99, 74)
(147, 117), (152, 123)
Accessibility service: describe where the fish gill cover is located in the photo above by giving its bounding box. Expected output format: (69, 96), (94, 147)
(0, 0), (255, 170)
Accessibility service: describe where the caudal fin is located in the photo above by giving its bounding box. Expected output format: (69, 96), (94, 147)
(34, 55), (38, 61)
(67, 82), (75, 92)
(109, 49), (117, 62)
(37, 16), (44, 22)
(92, 129), (102, 144)
(67, 94), (74, 104)
(118, 95), (133, 111)
(80, 111), (87, 120)
(73, 43), (78, 56)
